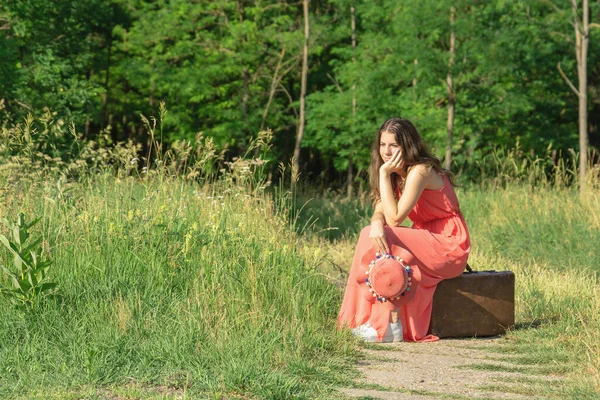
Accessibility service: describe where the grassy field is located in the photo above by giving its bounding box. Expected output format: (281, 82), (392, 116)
(0, 176), (362, 399)
(1, 172), (598, 399)
(0, 117), (599, 398)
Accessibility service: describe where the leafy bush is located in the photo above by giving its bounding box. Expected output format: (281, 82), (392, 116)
(0, 213), (57, 309)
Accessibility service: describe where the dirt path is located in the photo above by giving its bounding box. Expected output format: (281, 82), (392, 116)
(338, 337), (565, 400)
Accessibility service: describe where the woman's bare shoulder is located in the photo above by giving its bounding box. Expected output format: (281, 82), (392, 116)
(407, 164), (443, 190)
(407, 164), (432, 178)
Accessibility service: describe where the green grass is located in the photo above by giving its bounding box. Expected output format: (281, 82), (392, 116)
(1, 152), (599, 398)
(461, 187), (600, 274)
(0, 177), (361, 399)
(2, 107), (599, 399)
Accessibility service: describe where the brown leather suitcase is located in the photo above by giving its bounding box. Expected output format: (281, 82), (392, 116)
(428, 270), (515, 338)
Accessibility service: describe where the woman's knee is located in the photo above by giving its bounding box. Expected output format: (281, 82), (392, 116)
(383, 225), (394, 236)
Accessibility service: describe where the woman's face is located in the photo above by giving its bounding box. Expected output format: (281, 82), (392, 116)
(379, 131), (402, 163)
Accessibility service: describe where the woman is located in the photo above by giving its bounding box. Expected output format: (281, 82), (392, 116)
(338, 117), (470, 342)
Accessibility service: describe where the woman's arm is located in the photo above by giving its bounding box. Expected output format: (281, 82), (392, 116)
(371, 201), (386, 225)
(370, 200), (389, 254)
(380, 164), (431, 227)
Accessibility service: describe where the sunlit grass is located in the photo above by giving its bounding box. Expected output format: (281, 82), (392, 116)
(1, 110), (599, 398)
(0, 176), (361, 399)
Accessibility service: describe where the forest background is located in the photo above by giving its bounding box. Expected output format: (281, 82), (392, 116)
(1, 0), (599, 188)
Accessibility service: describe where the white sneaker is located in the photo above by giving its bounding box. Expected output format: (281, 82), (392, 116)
(351, 322), (403, 343)
(387, 322), (403, 342)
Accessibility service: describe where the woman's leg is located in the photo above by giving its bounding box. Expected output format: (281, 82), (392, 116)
(382, 226), (466, 341)
(339, 225), (464, 342)
(337, 225), (376, 329)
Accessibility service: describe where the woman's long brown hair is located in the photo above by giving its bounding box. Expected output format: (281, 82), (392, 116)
(369, 117), (456, 202)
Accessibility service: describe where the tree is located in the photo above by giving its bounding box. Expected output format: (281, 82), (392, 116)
(348, 2), (357, 197)
(445, 6), (456, 171)
(108, 0), (301, 151)
(293, 0), (310, 177)
(557, 0), (599, 193)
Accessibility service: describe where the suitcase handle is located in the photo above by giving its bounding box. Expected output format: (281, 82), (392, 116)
(464, 264), (500, 274)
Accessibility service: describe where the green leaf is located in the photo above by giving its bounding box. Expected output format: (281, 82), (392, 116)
(0, 235), (29, 268)
(27, 217), (41, 229)
(0, 234), (11, 250)
(30, 251), (38, 268)
(0, 265), (15, 278)
(13, 225), (23, 246)
(0, 265), (20, 290)
(27, 269), (38, 287)
(11, 276), (21, 290)
(40, 282), (57, 292)
(13, 256), (23, 273)
(22, 237), (43, 256)
(16, 277), (31, 292)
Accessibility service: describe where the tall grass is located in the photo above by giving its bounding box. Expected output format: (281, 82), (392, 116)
(464, 187), (600, 397)
(0, 175), (361, 399)
(1, 110), (599, 398)
(0, 112), (362, 399)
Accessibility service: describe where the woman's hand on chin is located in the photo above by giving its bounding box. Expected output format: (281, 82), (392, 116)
(369, 220), (389, 254)
(380, 150), (403, 176)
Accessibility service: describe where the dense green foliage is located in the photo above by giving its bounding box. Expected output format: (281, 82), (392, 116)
(1, 0), (599, 183)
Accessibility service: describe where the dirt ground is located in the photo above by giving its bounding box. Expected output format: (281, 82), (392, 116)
(338, 337), (564, 400)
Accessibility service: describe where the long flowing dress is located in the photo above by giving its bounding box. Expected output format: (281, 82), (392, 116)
(338, 174), (470, 342)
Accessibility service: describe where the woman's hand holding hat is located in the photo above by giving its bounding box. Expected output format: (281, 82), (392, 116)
(357, 251), (419, 306)
(369, 220), (389, 254)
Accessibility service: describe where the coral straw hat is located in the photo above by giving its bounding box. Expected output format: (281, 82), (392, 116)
(356, 252), (417, 306)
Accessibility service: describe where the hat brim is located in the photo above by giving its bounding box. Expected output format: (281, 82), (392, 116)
(358, 251), (418, 306)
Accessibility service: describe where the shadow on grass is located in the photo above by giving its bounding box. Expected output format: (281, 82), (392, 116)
(513, 314), (561, 331)
(293, 193), (372, 242)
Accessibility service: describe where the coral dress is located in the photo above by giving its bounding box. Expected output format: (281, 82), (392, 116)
(338, 174), (470, 342)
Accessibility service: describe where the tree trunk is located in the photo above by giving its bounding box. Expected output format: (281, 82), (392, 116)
(445, 7), (456, 171)
(576, 0), (589, 194)
(348, 4), (357, 198)
(413, 59), (418, 87)
(103, 37), (112, 128)
(557, 0), (591, 194)
(347, 160), (354, 197)
(293, 0), (310, 177)
(260, 49), (286, 132)
(241, 68), (249, 121)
